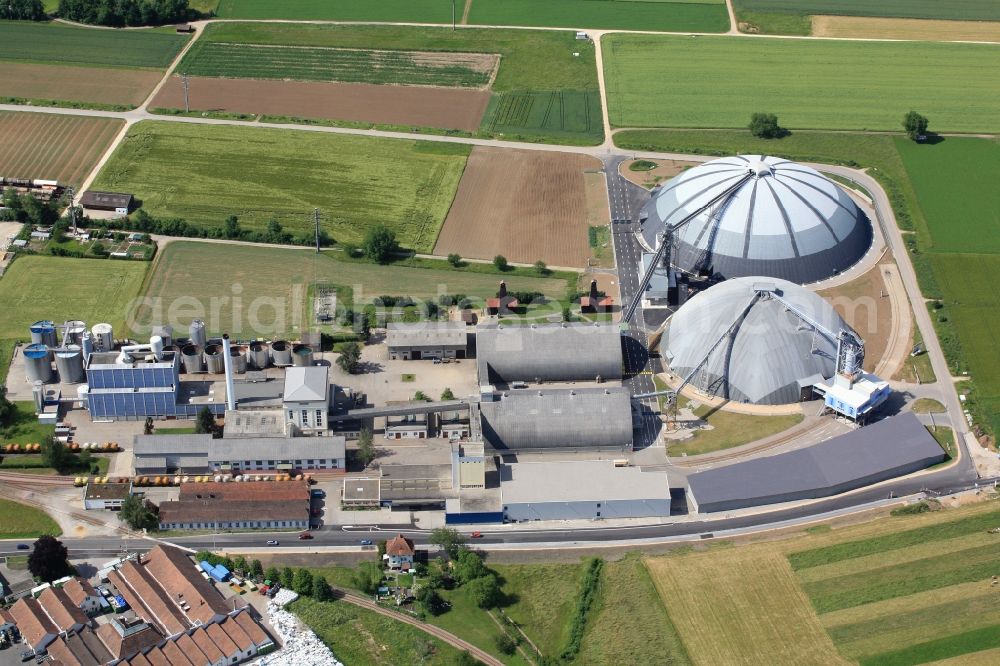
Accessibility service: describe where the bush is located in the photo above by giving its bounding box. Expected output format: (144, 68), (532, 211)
(447, 253), (463, 267)
(493, 255), (509, 271)
(467, 574), (502, 609)
(560, 558), (603, 661)
(362, 224), (398, 264)
(748, 112), (783, 139)
(495, 632), (518, 655)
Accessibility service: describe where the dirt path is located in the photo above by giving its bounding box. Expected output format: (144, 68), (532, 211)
(332, 586), (504, 666)
(461, 0), (473, 25)
(874, 263), (913, 378)
(724, 0), (739, 35)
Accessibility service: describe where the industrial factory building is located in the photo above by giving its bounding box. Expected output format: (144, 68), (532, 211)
(479, 386), (632, 451)
(283, 366), (329, 432)
(157, 480), (311, 531)
(500, 461), (670, 521)
(686, 413), (946, 513)
(132, 434), (346, 475)
(387, 321), (469, 360)
(661, 277), (866, 406)
(639, 155), (873, 284)
(476, 322), (623, 386)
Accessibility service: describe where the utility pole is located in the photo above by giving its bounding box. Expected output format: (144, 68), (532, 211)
(66, 186), (77, 235)
(452, 0), (456, 30)
(314, 208), (321, 253)
(182, 74), (190, 113)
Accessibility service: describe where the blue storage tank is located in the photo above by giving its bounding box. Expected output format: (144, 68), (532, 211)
(24, 343), (52, 383)
(29, 321), (57, 347)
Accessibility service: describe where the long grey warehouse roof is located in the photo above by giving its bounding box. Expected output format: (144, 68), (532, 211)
(387, 322), (468, 348)
(133, 434), (346, 461)
(480, 386), (632, 450)
(686, 413), (945, 513)
(639, 155), (873, 284)
(476, 322), (623, 385)
(500, 461), (668, 504)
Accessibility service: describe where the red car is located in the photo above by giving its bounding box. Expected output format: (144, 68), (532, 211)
(298, 532), (314, 540)
(470, 531), (483, 538)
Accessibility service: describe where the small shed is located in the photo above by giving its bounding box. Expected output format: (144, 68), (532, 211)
(80, 191), (133, 215)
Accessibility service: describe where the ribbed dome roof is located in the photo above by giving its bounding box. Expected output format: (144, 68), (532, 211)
(660, 277), (854, 405)
(640, 155), (872, 284)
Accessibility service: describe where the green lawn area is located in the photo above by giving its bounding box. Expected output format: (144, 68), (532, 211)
(0, 255), (148, 339)
(290, 596), (466, 666)
(136, 241), (571, 338)
(0, 20), (188, 69)
(0, 402), (55, 446)
(0, 498), (61, 538)
(469, 0), (730, 32)
(196, 22), (602, 144)
(911, 398), (945, 414)
(603, 34), (1000, 133)
(734, 0), (1000, 22)
(92, 121), (470, 251)
(431, 585), (531, 666)
(0, 338), (15, 385)
(152, 427), (196, 435)
(493, 562), (580, 658)
(578, 556), (692, 665)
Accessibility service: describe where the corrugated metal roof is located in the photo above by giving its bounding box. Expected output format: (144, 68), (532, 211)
(661, 276), (851, 405)
(640, 155), (872, 284)
(133, 434), (345, 461)
(480, 386), (632, 450)
(687, 413), (945, 512)
(476, 322), (623, 385)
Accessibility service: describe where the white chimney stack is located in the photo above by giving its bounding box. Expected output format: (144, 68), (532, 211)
(222, 334), (236, 411)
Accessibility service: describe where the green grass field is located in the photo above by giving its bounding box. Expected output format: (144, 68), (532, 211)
(603, 34), (1000, 133)
(0, 255), (148, 339)
(469, 0), (730, 32)
(92, 121), (469, 251)
(0, 498), (61, 539)
(216, 0), (729, 30)
(179, 42), (494, 87)
(216, 0), (453, 21)
(734, 0), (1000, 22)
(0, 20), (188, 69)
(481, 90), (603, 143)
(197, 22), (601, 143)
(290, 596), (465, 666)
(137, 242), (570, 337)
(0, 402), (56, 446)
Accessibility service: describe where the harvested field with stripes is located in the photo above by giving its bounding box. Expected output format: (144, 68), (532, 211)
(434, 146), (606, 267)
(0, 111), (124, 186)
(180, 42), (500, 88)
(152, 76), (491, 132)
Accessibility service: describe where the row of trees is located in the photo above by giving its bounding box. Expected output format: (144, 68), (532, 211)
(57, 0), (189, 27)
(0, 0), (45, 20)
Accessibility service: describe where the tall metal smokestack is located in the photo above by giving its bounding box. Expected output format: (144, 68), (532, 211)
(222, 334), (237, 411)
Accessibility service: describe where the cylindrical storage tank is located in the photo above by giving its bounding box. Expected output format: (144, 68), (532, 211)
(181, 343), (203, 374)
(189, 319), (207, 350)
(66, 321), (87, 346)
(248, 341), (269, 369)
(151, 324), (173, 346)
(270, 340), (292, 367)
(24, 344), (52, 383)
(81, 331), (94, 362)
(161, 344), (179, 361)
(91, 323), (113, 352)
(32, 381), (44, 412)
(150, 335), (165, 360)
(204, 344), (225, 374)
(29, 321), (57, 347)
(55, 345), (85, 384)
(77, 385), (89, 410)
(230, 345), (248, 374)
(292, 343), (313, 367)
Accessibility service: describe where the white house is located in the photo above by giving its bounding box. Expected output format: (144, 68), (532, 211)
(283, 366), (329, 433)
(383, 534), (415, 571)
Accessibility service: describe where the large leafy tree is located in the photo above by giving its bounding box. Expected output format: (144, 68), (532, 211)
(336, 342), (362, 374)
(119, 495), (159, 531)
(0, 0), (45, 20)
(903, 111), (929, 141)
(361, 224), (398, 264)
(748, 112), (783, 139)
(28, 536), (71, 582)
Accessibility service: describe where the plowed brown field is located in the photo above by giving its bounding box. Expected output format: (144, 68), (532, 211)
(0, 62), (162, 107)
(152, 75), (490, 131)
(434, 147), (605, 267)
(0, 112), (124, 186)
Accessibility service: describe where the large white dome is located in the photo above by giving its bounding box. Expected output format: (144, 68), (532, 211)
(661, 277), (855, 405)
(640, 155), (872, 284)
